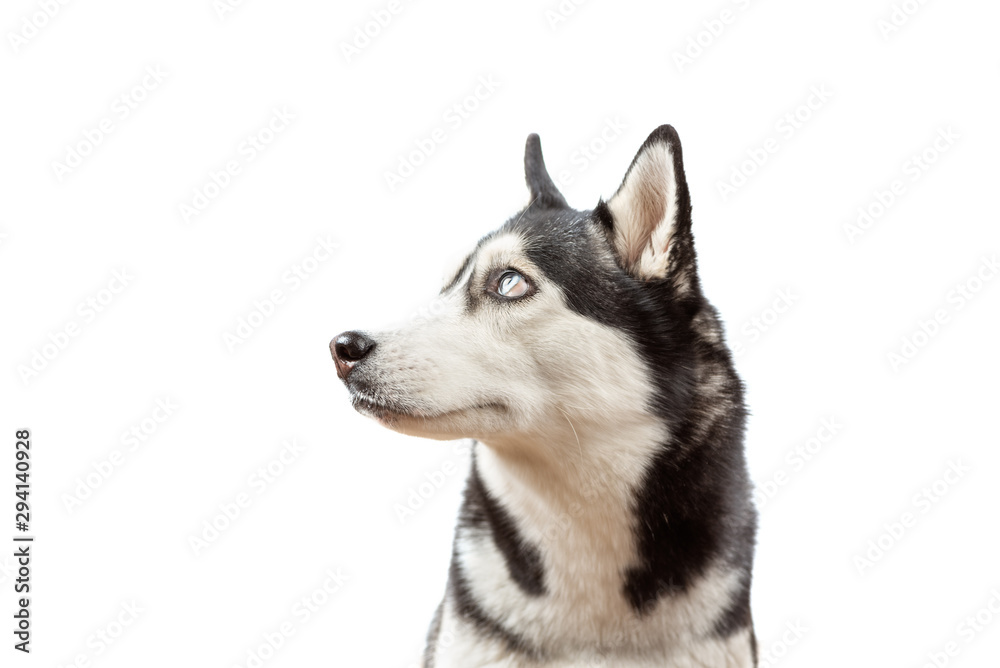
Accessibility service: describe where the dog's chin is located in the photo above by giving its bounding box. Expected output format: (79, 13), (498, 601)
(350, 395), (508, 440)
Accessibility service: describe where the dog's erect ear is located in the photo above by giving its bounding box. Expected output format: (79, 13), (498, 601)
(524, 133), (568, 209)
(600, 125), (694, 284)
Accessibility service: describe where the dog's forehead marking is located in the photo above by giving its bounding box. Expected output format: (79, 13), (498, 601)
(443, 232), (534, 295)
(474, 231), (529, 271)
(442, 252), (475, 293)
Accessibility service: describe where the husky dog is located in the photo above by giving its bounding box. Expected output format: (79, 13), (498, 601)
(331, 126), (757, 667)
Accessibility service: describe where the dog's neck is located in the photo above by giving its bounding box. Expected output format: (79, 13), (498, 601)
(476, 410), (667, 518)
(472, 409), (669, 601)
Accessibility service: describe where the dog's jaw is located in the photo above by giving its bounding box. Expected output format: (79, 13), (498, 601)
(349, 389), (511, 439)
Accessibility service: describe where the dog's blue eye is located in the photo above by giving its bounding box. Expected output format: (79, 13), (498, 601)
(497, 270), (529, 298)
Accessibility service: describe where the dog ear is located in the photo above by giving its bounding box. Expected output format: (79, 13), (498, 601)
(600, 125), (694, 284)
(524, 133), (568, 209)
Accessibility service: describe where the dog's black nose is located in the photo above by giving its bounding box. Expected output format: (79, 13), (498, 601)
(331, 331), (375, 379)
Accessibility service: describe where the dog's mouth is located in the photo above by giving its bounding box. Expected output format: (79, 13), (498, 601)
(350, 394), (413, 422)
(349, 392), (506, 425)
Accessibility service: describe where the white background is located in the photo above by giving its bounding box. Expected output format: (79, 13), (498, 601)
(1, 0), (999, 666)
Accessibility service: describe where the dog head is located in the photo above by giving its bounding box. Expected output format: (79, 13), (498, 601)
(332, 126), (724, 446)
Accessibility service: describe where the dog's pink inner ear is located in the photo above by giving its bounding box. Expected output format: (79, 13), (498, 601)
(607, 142), (678, 280)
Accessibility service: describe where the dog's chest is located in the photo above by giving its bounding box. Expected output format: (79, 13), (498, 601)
(452, 441), (741, 656)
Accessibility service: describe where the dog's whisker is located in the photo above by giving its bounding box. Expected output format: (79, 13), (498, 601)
(557, 406), (584, 460)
